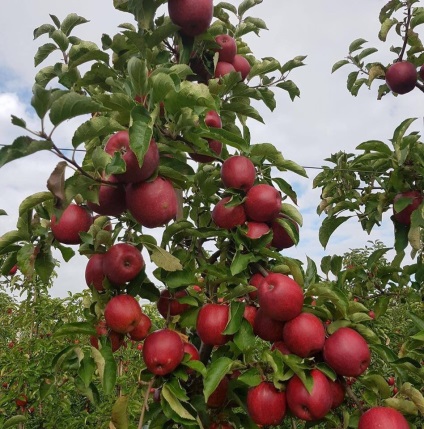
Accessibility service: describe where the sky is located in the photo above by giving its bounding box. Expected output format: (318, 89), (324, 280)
(0, 0), (423, 298)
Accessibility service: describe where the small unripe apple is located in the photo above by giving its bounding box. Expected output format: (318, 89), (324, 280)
(221, 155), (256, 191)
(51, 204), (92, 245)
(385, 61), (417, 94)
(245, 184), (282, 222)
(212, 197), (246, 229)
(214, 35), (237, 63)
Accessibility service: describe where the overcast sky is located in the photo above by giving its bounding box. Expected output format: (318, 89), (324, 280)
(0, 1), (423, 298)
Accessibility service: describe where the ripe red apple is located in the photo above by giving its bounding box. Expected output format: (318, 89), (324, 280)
(128, 313), (151, 341)
(126, 176), (178, 228)
(271, 340), (291, 355)
(221, 155), (256, 191)
(168, 0), (213, 37)
(245, 221), (271, 240)
(87, 175), (126, 217)
(387, 376), (395, 386)
(253, 308), (285, 342)
(8, 265), (18, 275)
(104, 294), (143, 334)
(286, 369), (333, 421)
(358, 406), (409, 429)
(258, 273), (304, 322)
(15, 394), (28, 408)
(105, 131), (159, 183)
(243, 305), (258, 327)
(183, 342), (200, 362)
(392, 190), (423, 225)
(323, 327), (371, 377)
(214, 35), (237, 63)
(196, 304), (231, 346)
(142, 329), (185, 376)
(212, 197), (246, 229)
(271, 215), (299, 250)
(190, 139), (223, 163)
(215, 61), (236, 78)
(51, 204), (92, 245)
(103, 243), (144, 285)
(156, 289), (191, 319)
(247, 382), (286, 426)
(85, 253), (107, 291)
(248, 272), (265, 300)
(328, 378), (346, 409)
(283, 312), (325, 358)
(205, 110), (222, 128)
(207, 376), (229, 408)
(232, 54), (251, 80)
(385, 61), (417, 94)
(245, 184), (282, 222)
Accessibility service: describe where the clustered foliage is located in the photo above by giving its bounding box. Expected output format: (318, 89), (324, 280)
(0, 0), (423, 428)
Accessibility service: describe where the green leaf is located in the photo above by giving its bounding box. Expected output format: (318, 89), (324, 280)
(249, 59), (280, 79)
(238, 0), (263, 18)
(61, 13), (89, 36)
(68, 41), (109, 68)
(224, 101), (264, 123)
(383, 398), (419, 416)
(356, 140), (392, 155)
(233, 319), (256, 353)
(34, 43), (57, 67)
(111, 396), (129, 429)
(379, 18), (397, 41)
(410, 330), (424, 342)
(230, 251), (261, 276)
(332, 59), (350, 73)
(33, 23), (56, 39)
(366, 247), (391, 269)
(400, 382), (424, 414)
(0, 136), (53, 168)
(280, 55), (307, 75)
(51, 30), (69, 51)
(100, 342), (117, 395)
(129, 106), (153, 167)
(19, 192), (53, 216)
(276, 80), (300, 101)
(31, 84), (55, 119)
(11, 115), (27, 128)
(0, 209), (6, 216)
(35, 249), (56, 284)
(4, 416), (27, 428)
(204, 357), (233, 402)
(161, 384), (196, 421)
(222, 301), (245, 335)
(319, 216), (351, 248)
(127, 57), (148, 97)
(146, 22), (181, 48)
(78, 354), (96, 388)
(54, 322), (97, 337)
(349, 38), (367, 53)
(307, 285), (349, 319)
(149, 245), (183, 271)
(49, 92), (105, 126)
(406, 311), (424, 331)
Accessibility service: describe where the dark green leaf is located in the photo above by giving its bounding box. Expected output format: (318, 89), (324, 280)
(61, 13), (89, 36)
(35, 249), (56, 284)
(34, 23), (56, 39)
(11, 116), (27, 128)
(331, 59), (349, 73)
(319, 216), (351, 248)
(276, 80), (300, 101)
(349, 38), (367, 53)
(34, 43), (57, 67)
(0, 136), (53, 168)
(127, 57), (148, 97)
(51, 30), (69, 51)
(222, 301), (245, 335)
(204, 357), (233, 402)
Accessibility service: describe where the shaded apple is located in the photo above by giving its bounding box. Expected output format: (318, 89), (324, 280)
(286, 369), (333, 421)
(142, 329), (185, 376)
(247, 382), (286, 426)
(156, 289), (191, 319)
(190, 139), (222, 163)
(358, 406), (409, 429)
(243, 305), (258, 327)
(196, 304), (231, 346)
(51, 204), (92, 245)
(215, 61), (236, 78)
(221, 155), (256, 191)
(323, 327), (371, 377)
(271, 340), (291, 355)
(103, 243), (144, 285)
(85, 253), (107, 292)
(90, 321), (125, 352)
(207, 376), (229, 408)
(214, 34), (237, 63)
(245, 184), (282, 222)
(212, 197), (246, 229)
(128, 313), (152, 341)
(258, 273), (304, 322)
(126, 176), (178, 228)
(282, 312), (325, 358)
(328, 378), (346, 409)
(271, 215), (299, 250)
(248, 272), (265, 300)
(168, 0), (213, 37)
(232, 54), (251, 80)
(104, 294), (143, 334)
(385, 61), (417, 94)
(87, 175), (126, 217)
(253, 308), (285, 342)
(392, 190), (423, 225)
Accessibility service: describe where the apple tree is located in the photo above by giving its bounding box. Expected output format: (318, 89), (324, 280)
(0, 0), (423, 428)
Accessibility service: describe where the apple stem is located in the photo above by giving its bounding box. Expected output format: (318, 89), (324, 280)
(137, 377), (155, 429)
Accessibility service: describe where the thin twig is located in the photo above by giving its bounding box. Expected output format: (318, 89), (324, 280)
(137, 378), (155, 429)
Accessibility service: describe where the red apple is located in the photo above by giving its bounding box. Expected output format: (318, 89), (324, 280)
(245, 184), (282, 222)
(207, 376), (229, 408)
(245, 221), (271, 240)
(392, 190), (423, 225)
(323, 327), (371, 377)
(271, 215), (299, 250)
(87, 175), (126, 217)
(156, 289), (191, 319)
(253, 308), (285, 342)
(387, 376), (395, 386)
(214, 35), (237, 63)
(286, 369), (333, 421)
(358, 406), (409, 429)
(8, 265), (18, 275)
(385, 61), (417, 94)
(368, 310), (375, 319)
(196, 304), (231, 346)
(248, 272), (265, 300)
(232, 54), (251, 80)
(282, 312), (325, 358)
(328, 378), (346, 409)
(215, 61), (236, 78)
(105, 131), (159, 183)
(258, 273), (304, 322)
(103, 243), (144, 284)
(168, 0), (213, 37)
(183, 342), (200, 362)
(190, 139), (222, 163)
(271, 341), (291, 355)
(205, 110), (222, 128)
(243, 305), (258, 327)
(212, 197), (246, 229)
(142, 329), (185, 376)
(247, 382), (286, 426)
(104, 294), (143, 334)
(85, 253), (107, 292)
(126, 176), (178, 228)
(221, 155), (256, 191)
(128, 313), (151, 341)
(51, 204), (92, 245)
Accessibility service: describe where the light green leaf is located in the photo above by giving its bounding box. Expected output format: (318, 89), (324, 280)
(19, 192), (53, 216)
(128, 57), (148, 97)
(4, 416), (27, 428)
(111, 396), (129, 429)
(161, 384), (196, 421)
(149, 245), (183, 271)
(332, 59), (349, 73)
